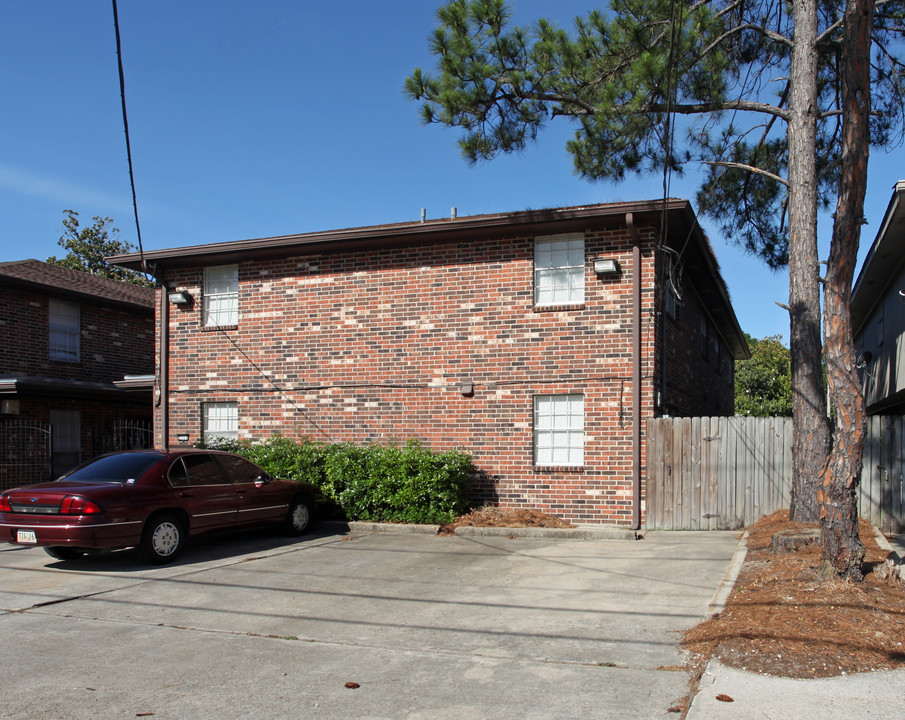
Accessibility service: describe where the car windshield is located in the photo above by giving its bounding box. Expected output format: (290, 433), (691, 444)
(58, 453), (163, 484)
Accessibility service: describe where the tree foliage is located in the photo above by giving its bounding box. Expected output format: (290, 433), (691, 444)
(47, 209), (153, 286)
(406, 0), (904, 268)
(735, 335), (793, 416)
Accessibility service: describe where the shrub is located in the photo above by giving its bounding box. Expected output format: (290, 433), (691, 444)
(201, 436), (472, 524)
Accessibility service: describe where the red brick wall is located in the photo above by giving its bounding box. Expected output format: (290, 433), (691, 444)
(158, 223), (733, 525)
(0, 286), (154, 383)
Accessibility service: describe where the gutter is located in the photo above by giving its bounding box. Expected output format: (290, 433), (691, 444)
(107, 200), (692, 271)
(626, 213), (643, 531)
(158, 282), (169, 450)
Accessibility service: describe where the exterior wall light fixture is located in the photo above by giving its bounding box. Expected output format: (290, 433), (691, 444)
(168, 290), (193, 305)
(593, 258), (620, 277)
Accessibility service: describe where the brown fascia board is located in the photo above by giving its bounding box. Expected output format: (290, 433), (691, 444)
(108, 201), (683, 271)
(108, 199), (748, 357)
(851, 180), (905, 336)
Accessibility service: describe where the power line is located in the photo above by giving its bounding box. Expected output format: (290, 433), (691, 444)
(111, 0), (147, 275)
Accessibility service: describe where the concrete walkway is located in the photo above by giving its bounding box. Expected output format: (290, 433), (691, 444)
(0, 526), (738, 720)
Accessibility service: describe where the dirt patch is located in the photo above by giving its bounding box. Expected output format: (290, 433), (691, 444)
(439, 506), (575, 535)
(682, 509), (905, 678)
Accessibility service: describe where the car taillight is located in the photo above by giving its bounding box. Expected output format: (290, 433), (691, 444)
(59, 496), (103, 515)
(0, 495), (11, 512)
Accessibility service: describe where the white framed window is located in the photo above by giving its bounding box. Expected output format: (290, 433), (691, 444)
(203, 264), (238, 327)
(203, 402), (238, 443)
(534, 394), (584, 467)
(534, 234), (585, 307)
(49, 299), (80, 361)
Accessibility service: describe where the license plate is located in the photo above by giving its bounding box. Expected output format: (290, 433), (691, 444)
(16, 530), (37, 544)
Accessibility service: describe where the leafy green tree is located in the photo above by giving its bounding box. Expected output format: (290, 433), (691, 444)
(406, 0), (904, 577)
(47, 209), (153, 286)
(735, 335), (793, 417)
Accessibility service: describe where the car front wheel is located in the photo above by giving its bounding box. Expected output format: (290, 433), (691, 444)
(285, 497), (312, 536)
(139, 514), (184, 564)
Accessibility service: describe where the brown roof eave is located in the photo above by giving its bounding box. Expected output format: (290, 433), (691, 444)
(108, 200), (689, 272)
(0, 274), (155, 313)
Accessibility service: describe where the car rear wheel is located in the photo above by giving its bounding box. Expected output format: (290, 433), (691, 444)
(139, 514), (184, 564)
(44, 546), (86, 561)
(285, 497), (312, 536)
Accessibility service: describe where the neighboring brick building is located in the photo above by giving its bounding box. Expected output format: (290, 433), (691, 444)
(112, 200), (748, 526)
(0, 260), (155, 485)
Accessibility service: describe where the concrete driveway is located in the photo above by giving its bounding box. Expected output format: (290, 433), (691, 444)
(0, 526), (739, 720)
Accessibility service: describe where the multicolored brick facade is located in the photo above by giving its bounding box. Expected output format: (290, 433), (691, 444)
(121, 202), (747, 525)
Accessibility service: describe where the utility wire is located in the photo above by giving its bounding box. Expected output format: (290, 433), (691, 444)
(660, 0), (682, 245)
(111, 0), (147, 275)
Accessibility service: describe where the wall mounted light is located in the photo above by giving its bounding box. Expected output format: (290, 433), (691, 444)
(593, 258), (620, 276)
(168, 290), (193, 306)
(460, 380), (475, 397)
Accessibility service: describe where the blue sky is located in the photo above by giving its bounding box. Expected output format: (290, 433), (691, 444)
(2, 1), (901, 343)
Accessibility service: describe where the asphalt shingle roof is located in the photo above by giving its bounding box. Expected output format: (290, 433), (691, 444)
(0, 259), (155, 310)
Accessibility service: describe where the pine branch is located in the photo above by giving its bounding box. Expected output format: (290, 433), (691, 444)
(702, 160), (789, 186)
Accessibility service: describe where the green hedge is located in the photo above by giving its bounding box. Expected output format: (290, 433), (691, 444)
(202, 436), (472, 524)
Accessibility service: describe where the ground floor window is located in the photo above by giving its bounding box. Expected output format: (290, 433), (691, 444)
(534, 394), (584, 467)
(202, 402), (238, 443)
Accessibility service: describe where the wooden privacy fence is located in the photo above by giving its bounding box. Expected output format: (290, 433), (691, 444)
(646, 415), (905, 532)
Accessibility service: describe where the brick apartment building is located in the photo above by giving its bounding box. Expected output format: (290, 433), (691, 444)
(111, 200), (748, 526)
(0, 260), (155, 486)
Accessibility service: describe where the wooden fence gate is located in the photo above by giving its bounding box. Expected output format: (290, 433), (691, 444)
(646, 415), (905, 532)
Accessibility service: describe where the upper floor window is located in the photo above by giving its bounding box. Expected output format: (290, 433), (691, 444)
(534, 234), (585, 308)
(49, 299), (80, 362)
(534, 394), (584, 467)
(203, 265), (238, 327)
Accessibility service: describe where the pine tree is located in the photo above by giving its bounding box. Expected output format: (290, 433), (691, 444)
(406, 0), (905, 577)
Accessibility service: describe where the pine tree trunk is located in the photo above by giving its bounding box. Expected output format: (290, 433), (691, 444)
(817, 0), (874, 581)
(787, 0), (830, 522)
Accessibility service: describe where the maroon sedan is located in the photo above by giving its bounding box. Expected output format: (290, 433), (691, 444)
(0, 449), (325, 564)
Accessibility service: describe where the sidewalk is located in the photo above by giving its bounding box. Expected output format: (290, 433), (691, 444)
(687, 661), (905, 719)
